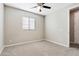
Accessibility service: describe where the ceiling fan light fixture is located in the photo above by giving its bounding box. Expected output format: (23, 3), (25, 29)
(37, 6), (42, 12)
(37, 6), (41, 9)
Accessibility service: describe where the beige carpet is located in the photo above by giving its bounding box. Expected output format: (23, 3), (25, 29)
(1, 40), (79, 56)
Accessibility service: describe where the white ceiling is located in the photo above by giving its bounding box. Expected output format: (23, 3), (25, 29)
(5, 3), (74, 16)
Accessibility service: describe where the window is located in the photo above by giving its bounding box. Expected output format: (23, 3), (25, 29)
(22, 17), (35, 30)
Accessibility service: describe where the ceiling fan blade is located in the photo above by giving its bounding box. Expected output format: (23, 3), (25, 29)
(43, 6), (51, 9)
(31, 6), (38, 9)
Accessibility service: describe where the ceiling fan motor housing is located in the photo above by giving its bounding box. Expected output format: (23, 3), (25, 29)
(37, 3), (45, 6)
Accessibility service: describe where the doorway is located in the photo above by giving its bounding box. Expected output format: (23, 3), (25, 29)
(70, 7), (79, 47)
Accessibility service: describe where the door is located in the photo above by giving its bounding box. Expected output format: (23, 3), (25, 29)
(74, 10), (79, 44)
(70, 8), (79, 47)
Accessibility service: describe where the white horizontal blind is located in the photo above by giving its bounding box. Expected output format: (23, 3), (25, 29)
(22, 17), (35, 30)
(29, 17), (35, 30)
(22, 17), (29, 29)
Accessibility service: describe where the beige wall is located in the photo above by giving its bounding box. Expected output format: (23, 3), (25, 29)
(4, 6), (45, 45)
(0, 3), (4, 52)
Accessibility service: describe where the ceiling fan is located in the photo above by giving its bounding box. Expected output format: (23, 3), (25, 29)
(32, 3), (51, 12)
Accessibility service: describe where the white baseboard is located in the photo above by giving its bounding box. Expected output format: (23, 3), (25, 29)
(0, 47), (4, 54)
(46, 39), (69, 47)
(5, 39), (43, 47)
(4, 39), (69, 51)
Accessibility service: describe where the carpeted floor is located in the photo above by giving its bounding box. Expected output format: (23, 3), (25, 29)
(1, 40), (79, 56)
